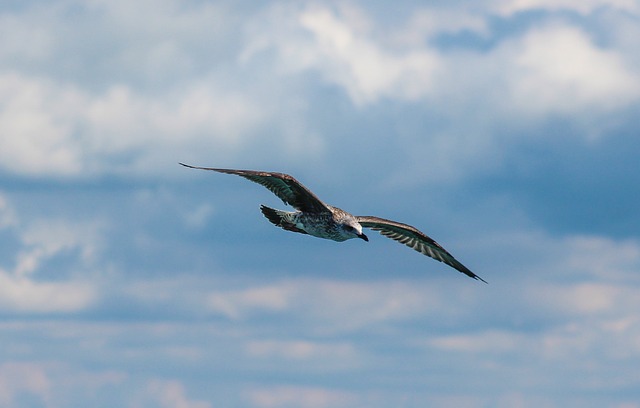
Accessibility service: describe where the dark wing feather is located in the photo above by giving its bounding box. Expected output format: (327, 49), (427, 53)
(356, 215), (486, 283)
(179, 163), (330, 213)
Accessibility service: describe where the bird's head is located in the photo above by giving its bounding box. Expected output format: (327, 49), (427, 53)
(342, 220), (368, 242)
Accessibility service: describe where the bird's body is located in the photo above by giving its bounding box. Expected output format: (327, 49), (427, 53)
(260, 205), (354, 241)
(180, 163), (486, 283)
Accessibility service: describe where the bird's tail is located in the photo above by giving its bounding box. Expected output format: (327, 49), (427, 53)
(260, 205), (308, 235)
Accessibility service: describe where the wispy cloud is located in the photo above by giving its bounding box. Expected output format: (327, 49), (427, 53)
(136, 379), (212, 408)
(0, 362), (52, 407)
(494, 0), (640, 15)
(0, 194), (99, 312)
(246, 385), (357, 408)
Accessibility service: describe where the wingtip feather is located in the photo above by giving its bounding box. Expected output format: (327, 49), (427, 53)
(474, 275), (488, 284)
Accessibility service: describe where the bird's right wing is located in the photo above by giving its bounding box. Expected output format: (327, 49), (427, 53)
(179, 163), (331, 213)
(356, 215), (486, 283)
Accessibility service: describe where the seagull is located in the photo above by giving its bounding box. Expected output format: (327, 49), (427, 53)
(180, 163), (486, 283)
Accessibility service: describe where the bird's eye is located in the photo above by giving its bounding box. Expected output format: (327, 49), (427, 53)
(345, 225), (354, 231)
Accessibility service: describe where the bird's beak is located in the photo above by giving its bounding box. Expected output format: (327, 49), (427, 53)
(358, 233), (369, 242)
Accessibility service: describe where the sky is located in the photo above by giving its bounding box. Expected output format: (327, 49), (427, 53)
(1, 0), (640, 407)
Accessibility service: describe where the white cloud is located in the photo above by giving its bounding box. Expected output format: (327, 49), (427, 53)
(251, 4), (640, 114)
(424, 232), (640, 387)
(207, 277), (451, 332)
(138, 379), (212, 408)
(504, 24), (640, 117)
(495, 0), (640, 15)
(475, 229), (640, 284)
(398, 8), (490, 42)
(428, 329), (528, 354)
(0, 73), (85, 177)
(245, 5), (441, 106)
(0, 71), (267, 178)
(2, 1), (639, 184)
(247, 385), (356, 408)
(564, 235), (640, 280)
(298, 7), (440, 105)
(246, 339), (356, 362)
(0, 0), (232, 82)
(428, 314), (640, 370)
(201, 232), (640, 337)
(0, 274), (96, 313)
(0, 0), (312, 179)
(384, 19), (640, 183)
(208, 284), (292, 319)
(238, 3), (640, 186)
(0, 7), (54, 64)
(16, 218), (103, 277)
(525, 281), (640, 319)
(0, 196), (100, 313)
(428, 21), (640, 124)
(0, 360), (128, 407)
(0, 362), (52, 407)
(182, 203), (215, 229)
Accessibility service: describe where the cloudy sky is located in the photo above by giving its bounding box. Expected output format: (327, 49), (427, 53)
(1, 0), (640, 407)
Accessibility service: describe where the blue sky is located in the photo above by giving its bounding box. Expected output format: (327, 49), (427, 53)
(1, 0), (640, 407)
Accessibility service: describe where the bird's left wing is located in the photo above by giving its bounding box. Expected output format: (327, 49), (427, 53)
(179, 163), (330, 213)
(356, 215), (486, 283)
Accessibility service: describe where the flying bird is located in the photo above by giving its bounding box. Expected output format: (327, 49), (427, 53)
(180, 163), (486, 283)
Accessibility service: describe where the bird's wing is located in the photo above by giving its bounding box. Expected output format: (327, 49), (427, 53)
(356, 215), (486, 283)
(179, 163), (331, 213)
